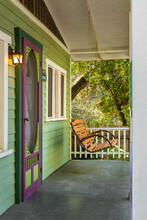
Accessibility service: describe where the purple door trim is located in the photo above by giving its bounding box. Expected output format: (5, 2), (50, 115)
(22, 37), (41, 201)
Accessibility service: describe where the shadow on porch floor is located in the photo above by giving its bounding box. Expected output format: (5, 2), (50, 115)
(1, 160), (130, 220)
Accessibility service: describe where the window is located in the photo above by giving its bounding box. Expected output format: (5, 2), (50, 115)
(0, 30), (13, 158)
(46, 58), (66, 121)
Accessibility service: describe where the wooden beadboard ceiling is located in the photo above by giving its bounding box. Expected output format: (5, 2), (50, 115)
(44, 0), (130, 61)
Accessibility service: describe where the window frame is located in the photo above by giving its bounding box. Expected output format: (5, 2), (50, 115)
(0, 30), (13, 158)
(45, 58), (67, 121)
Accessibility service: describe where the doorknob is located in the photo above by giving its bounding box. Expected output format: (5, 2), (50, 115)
(24, 117), (29, 121)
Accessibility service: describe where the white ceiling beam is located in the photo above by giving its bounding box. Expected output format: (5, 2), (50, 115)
(72, 55), (129, 61)
(86, 0), (102, 59)
(71, 49), (129, 55)
(72, 57), (101, 61)
(101, 55), (129, 60)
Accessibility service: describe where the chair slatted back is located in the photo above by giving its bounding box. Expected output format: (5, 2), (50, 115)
(71, 120), (94, 147)
(71, 120), (89, 140)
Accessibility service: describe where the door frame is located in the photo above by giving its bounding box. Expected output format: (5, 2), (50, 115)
(22, 37), (41, 201)
(15, 28), (43, 203)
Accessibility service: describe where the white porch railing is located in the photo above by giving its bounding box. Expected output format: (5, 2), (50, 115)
(71, 127), (130, 160)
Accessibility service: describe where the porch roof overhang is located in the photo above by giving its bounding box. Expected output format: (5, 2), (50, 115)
(44, 0), (130, 61)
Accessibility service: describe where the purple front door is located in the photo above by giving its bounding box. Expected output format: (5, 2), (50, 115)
(22, 38), (41, 201)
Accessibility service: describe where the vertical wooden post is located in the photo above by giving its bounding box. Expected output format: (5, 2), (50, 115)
(113, 130), (115, 158)
(74, 134), (76, 159)
(118, 130), (120, 158)
(107, 131), (110, 155)
(101, 131), (104, 159)
(124, 130), (126, 159)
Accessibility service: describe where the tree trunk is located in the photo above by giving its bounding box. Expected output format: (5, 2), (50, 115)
(114, 97), (128, 126)
(72, 77), (87, 100)
(119, 111), (127, 126)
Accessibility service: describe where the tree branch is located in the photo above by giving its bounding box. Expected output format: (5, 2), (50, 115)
(72, 77), (88, 100)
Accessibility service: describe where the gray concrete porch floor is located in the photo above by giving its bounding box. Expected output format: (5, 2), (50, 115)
(1, 160), (130, 220)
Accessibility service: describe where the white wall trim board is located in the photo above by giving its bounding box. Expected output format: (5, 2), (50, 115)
(0, 30), (11, 44)
(0, 31), (11, 155)
(0, 149), (13, 159)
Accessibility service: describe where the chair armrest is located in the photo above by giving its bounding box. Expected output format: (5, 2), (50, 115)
(81, 134), (113, 149)
(90, 129), (115, 139)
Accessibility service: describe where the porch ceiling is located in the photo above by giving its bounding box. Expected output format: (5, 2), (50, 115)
(44, 0), (130, 61)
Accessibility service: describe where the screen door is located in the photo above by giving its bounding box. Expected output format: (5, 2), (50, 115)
(22, 37), (41, 201)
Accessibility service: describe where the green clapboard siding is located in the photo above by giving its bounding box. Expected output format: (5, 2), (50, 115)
(0, 62), (16, 216)
(0, 0), (70, 215)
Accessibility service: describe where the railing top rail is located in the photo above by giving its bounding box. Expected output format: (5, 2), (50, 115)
(86, 127), (130, 131)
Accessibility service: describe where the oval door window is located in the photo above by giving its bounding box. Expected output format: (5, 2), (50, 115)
(25, 50), (38, 153)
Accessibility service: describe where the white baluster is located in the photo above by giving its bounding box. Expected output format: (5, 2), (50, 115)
(118, 130), (121, 158)
(107, 131), (110, 156)
(74, 134), (77, 159)
(96, 130), (99, 159)
(124, 130), (126, 159)
(113, 130), (115, 158)
(101, 131), (104, 158)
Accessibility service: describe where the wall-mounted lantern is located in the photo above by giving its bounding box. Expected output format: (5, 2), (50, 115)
(8, 46), (23, 65)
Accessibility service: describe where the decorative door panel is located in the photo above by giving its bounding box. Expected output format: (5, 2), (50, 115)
(22, 38), (41, 201)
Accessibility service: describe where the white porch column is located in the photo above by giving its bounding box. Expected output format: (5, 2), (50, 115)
(132, 0), (147, 219)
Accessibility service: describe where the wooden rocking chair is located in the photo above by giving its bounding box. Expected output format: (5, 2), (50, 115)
(71, 120), (118, 153)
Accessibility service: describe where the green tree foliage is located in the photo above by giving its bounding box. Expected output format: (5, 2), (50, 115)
(72, 59), (130, 127)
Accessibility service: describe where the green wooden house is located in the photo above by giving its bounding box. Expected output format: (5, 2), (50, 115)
(0, 0), (71, 214)
(2, 0), (147, 219)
